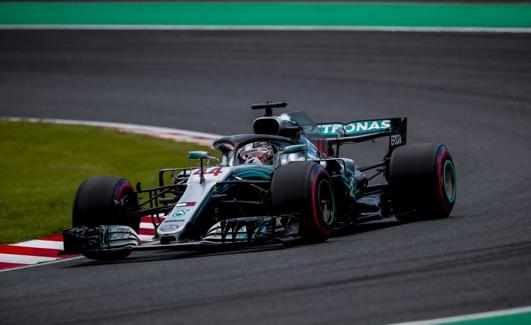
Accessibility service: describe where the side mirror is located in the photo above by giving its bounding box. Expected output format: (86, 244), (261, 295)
(188, 151), (211, 160)
(188, 151), (218, 183)
(274, 144), (308, 166)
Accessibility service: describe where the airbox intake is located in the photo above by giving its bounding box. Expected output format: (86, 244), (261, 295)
(253, 117), (280, 135)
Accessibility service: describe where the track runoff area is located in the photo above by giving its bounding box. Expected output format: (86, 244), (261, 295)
(1, 1), (531, 324)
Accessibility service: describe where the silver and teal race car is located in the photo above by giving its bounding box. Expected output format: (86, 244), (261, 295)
(63, 102), (456, 260)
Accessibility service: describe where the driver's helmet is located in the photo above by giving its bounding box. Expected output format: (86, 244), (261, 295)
(238, 142), (274, 165)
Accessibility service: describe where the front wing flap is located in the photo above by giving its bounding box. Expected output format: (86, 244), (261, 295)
(200, 215), (299, 245)
(62, 225), (140, 254)
(62, 215), (300, 255)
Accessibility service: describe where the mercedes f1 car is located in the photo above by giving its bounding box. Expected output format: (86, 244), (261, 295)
(63, 102), (456, 260)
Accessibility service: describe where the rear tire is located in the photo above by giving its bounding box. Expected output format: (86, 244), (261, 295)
(72, 176), (139, 260)
(271, 162), (336, 243)
(389, 143), (456, 221)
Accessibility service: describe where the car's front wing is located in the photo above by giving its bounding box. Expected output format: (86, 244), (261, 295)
(62, 215), (300, 255)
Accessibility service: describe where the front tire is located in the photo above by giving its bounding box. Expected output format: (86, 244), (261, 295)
(271, 162), (336, 243)
(389, 143), (456, 221)
(72, 176), (139, 260)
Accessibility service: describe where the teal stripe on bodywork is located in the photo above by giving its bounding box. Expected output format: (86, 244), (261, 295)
(215, 166), (273, 194)
(231, 166), (274, 180)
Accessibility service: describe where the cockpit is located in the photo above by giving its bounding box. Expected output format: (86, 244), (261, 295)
(213, 111), (325, 167)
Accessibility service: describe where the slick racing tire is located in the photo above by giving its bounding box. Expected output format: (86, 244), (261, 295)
(389, 143), (456, 221)
(73, 176), (140, 260)
(271, 162), (336, 243)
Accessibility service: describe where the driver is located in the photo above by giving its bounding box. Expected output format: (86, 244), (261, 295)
(238, 142), (274, 165)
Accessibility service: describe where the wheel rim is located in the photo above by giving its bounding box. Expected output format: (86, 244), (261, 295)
(113, 180), (139, 230)
(318, 180), (335, 226)
(442, 160), (456, 204)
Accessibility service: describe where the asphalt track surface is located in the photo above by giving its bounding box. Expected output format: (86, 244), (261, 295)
(1, 30), (531, 324)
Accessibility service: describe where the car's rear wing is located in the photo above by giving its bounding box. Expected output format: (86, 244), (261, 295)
(316, 118), (407, 157)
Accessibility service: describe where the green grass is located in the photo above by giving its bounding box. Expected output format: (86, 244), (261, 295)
(0, 120), (212, 244)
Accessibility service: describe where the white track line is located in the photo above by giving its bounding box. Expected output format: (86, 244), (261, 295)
(1, 24), (530, 33)
(390, 305), (531, 325)
(0, 253), (58, 264)
(0, 256), (85, 273)
(2, 117), (219, 146)
(11, 240), (64, 250)
(3, 117), (219, 138)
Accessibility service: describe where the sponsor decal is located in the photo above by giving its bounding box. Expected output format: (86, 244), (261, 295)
(164, 219), (185, 223)
(171, 209), (189, 218)
(176, 201), (196, 207)
(390, 134), (402, 146)
(159, 224), (179, 232)
(318, 119), (391, 136)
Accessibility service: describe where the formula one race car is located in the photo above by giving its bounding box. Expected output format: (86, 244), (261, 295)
(63, 102), (456, 260)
